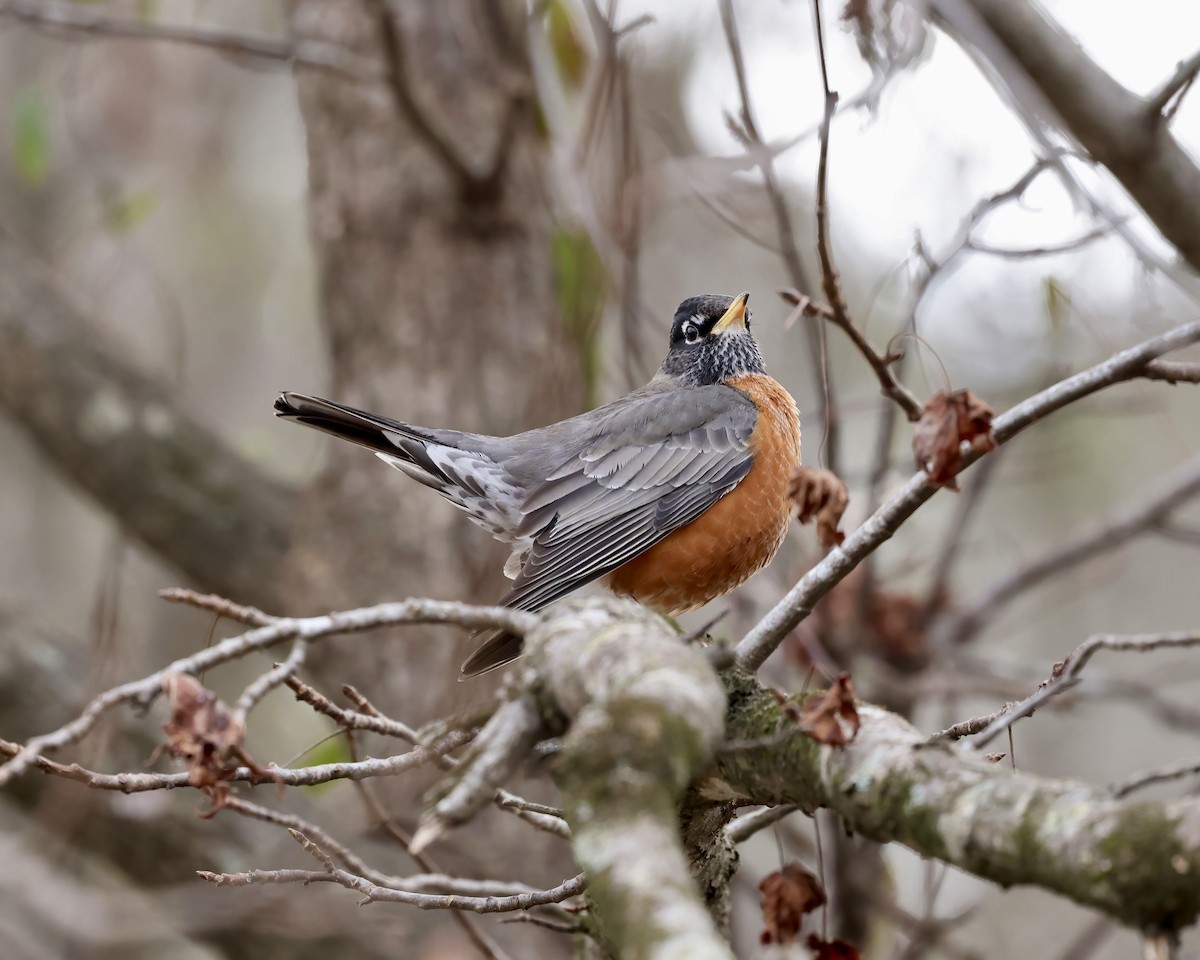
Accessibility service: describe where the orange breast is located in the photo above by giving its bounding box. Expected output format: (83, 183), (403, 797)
(603, 374), (802, 614)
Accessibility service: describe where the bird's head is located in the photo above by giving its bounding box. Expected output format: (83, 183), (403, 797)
(659, 292), (765, 387)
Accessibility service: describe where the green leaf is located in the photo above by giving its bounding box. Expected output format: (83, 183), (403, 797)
(105, 189), (160, 233)
(299, 734), (351, 793)
(545, 0), (589, 90)
(1043, 275), (1072, 332)
(552, 228), (608, 407)
(11, 90), (50, 188)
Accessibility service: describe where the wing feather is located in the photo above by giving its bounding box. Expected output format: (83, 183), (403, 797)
(500, 385), (758, 614)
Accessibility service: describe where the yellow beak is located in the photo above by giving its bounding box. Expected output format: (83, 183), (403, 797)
(711, 292), (750, 334)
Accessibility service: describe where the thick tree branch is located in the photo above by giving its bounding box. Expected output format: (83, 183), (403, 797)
(714, 669), (1200, 932)
(1146, 50), (1200, 123)
(932, 0), (1200, 274)
(526, 598), (735, 960)
(736, 318), (1200, 671)
(0, 235), (298, 606)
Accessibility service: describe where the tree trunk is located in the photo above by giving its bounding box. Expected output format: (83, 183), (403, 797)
(286, 0), (583, 695)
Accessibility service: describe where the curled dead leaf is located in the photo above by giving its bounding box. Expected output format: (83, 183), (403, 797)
(911, 389), (996, 491)
(788, 466), (850, 547)
(759, 861), (827, 945)
(798, 673), (860, 747)
(161, 672), (264, 809)
(807, 934), (863, 959)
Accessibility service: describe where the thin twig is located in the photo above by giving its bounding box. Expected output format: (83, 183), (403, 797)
(936, 454), (1200, 648)
(725, 804), (801, 844)
(719, 0), (838, 472)
(278, 830), (587, 912)
(1143, 360), (1200, 384)
(1146, 49), (1200, 122)
(0, 0), (375, 80)
(965, 224), (1113, 259)
(965, 632), (1200, 750)
(0, 735), (468, 791)
(736, 317), (1200, 671)
(412, 694), (545, 853)
(233, 639), (308, 720)
(812, 0), (925, 429)
(286, 675), (423, 741)
(0, 598), (540, 787)
(159, 587), (276, 626)
(340, 683), (568, 837)
(1110, 759), (1200, 799)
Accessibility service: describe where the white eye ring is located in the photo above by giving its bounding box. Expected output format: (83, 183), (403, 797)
(683, 321), (702, 344)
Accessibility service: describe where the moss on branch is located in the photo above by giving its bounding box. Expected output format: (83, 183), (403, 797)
(713, 669), (1200, 932)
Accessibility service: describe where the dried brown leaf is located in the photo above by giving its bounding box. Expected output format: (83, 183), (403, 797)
(912, 388), (996, 491)
(789, 466), (850, 547)
(798, 673), (860, 747)
(807, 934), (863, 959)
(161, 672), (257, 807)
(759, 861), (826, 945)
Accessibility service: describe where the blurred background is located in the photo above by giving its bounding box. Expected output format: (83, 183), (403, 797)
(1, 0), (1199, 957)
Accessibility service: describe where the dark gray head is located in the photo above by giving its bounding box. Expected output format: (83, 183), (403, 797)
(659, 292), (766, 387)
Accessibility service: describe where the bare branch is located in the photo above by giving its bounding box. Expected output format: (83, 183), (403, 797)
(936, 455), (1200, 648)
(233, 639), (308, 721)
(274, 830), (586, 913)
(930, 0), (1200, 275)
(1146, 49), (1200, 123)
(779, 286), (923, 421)
(336, 679), (569, 838)
(0, 0), (377, 80)
(725, 803), (801, 844)
(221, 796), (554, 905)
(285, 675), (421, 740)
(1111, 759), (1200, 800)
(1143, 360), (1200, 384)
(412, 694), (545, 853)
(1, 735), (473, 792)
(158, 588), (276, 627)
(965, 223), (1114, 259)
(528, 598), (735, 959)
(717, 670), (1200, 930)
(964, 632), (1200, 750)
(719, 0), (839, 472)
(0, 598), (538, 788)
(736, 318), (1200, 671)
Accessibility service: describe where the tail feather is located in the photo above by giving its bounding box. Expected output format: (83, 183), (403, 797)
(459, 631), (525, 678)
(276, 392), (533, 678)
(274, 392), (437, 455)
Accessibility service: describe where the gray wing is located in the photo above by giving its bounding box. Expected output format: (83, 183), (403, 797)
(499, 383), (758, 614)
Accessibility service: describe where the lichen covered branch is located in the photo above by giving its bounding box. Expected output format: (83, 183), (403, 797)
(526, 598), (736, 960)
(714, 670), (1200, 932)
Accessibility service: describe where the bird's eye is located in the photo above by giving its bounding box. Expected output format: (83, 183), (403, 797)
(682, 321), (702, 344)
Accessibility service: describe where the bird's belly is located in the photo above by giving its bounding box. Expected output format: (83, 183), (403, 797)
(604, 373), (801, 614)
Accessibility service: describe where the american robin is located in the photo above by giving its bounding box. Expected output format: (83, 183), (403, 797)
(275, 292), (801, 676)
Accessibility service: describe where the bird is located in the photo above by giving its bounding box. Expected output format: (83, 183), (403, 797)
(275, 292), (801, 677)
